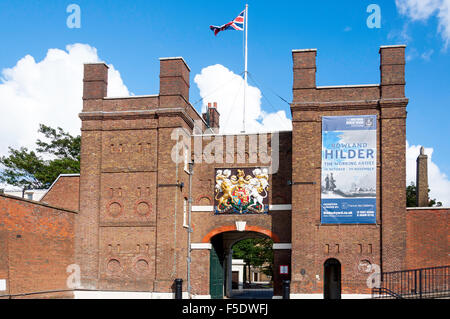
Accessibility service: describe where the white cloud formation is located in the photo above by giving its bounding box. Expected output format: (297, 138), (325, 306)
(421, 48), (435, 60)
(0, 43), (130, 156)
(396, 0), (450, 49)
(193, 64), (292, 134)
(406, 141), (450, 206)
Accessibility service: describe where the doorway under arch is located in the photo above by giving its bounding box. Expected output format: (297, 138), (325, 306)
(324, 258), (341, 299)
(208, 230), (275, 299)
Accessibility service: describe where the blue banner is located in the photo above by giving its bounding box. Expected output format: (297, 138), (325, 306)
(321, 115), (377, 224)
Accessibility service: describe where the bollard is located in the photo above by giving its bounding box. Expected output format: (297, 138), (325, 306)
(175, 278), (183, 299)
(282, 280), (290, 299)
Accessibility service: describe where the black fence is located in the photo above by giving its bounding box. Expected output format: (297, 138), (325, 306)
(372, 265), (450, 299)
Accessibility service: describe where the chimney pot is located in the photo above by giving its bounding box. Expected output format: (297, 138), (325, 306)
(202, 102), (220, 133)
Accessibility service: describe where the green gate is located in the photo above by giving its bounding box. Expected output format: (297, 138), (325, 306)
(210, 244), (224, 299)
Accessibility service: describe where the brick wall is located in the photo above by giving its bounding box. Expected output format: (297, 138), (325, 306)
(406, 208), (450, 269)
(0, 194), (76, 298)
(290, 46), (408, 295)
(41, 175), (80, 212)
(78, 58), (207, 293)
(0, 228), (8, 298)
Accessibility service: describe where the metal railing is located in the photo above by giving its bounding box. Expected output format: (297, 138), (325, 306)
(372, 287), (403, 299)
(372, 265), (450, 299)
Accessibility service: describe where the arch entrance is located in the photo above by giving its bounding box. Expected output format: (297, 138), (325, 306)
(190, 222), (291, 299)
(209, 230), (274, 299)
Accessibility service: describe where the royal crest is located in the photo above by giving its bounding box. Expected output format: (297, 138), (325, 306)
(214, 168), (269, 214)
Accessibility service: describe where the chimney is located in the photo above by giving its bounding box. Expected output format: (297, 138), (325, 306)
(202, 102), (220, 134)
(416, 146), (429, 207)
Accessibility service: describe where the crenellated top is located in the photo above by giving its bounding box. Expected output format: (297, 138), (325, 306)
(80, 57), (209, 132)
(291, 45), (408, 111)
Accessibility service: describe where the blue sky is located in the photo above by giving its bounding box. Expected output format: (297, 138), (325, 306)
(0, 0), (449, 201)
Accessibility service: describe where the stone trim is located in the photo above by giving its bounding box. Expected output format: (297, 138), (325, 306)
(292, 48), (317, 52)
(159, 56), (191, 71)
(406, 207), (450, 210)
(192, 204), (292, 212)
(73, 290), (190, 299)
(269, 204), (292, 211)
(273, 243), (292, 250)
(317, 84), (380, 89)
(191, 243), (212, 250)
(192, 206), (213, 212)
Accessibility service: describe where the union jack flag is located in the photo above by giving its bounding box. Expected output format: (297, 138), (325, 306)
(210, 9), (245, 36)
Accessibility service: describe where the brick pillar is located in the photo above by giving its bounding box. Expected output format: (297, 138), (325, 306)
(159, 57), (190, 108)
(290, 49), (320, 295)
(83, 63), (108, 111)
(380, 45), (406, 99)
(379, 45), (408, 272)
(77, 63), (108, 289)
(292, 49), (317, 103)
(272, 247), (292, 297)
(190, 247), (211, 297)
(292, 49), (316, 89)
(416, 147), (429, 207)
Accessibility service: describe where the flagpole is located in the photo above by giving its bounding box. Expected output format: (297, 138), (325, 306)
(242, 4), (248, 133)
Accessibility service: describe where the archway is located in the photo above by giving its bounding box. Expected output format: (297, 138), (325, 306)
(324, 258), (341, 299)
(207, 229), (277, 299)
(201, 225), (280, 244)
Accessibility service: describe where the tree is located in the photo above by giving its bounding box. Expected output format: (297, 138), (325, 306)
(232, 237), (274, 284)
(406, 182), (442, 207)
(0, 124), (80, 190)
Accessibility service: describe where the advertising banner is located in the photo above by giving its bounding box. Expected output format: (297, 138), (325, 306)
(321, 115), (377, 224)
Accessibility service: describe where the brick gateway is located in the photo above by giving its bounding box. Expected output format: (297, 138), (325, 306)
(68, 45), (412, 299)
(3, 45), (447, 299)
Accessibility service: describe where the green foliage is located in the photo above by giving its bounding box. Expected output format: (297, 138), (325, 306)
(406, 182), (442, 207)
(406, 182), (416, 207)
(0, 124), (80, 189)
(232, 237), (274, 279)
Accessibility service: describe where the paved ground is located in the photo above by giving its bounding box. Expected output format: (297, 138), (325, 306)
(230, 288), (274, 299)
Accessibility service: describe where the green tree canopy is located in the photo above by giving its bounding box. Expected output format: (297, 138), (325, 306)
(406, 182), (442, 207)
(232, 237), (274, 279)
(0, 124), (80, 190)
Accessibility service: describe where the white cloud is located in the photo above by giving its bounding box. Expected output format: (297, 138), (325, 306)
(406, 141), (450, 206)
(193, 64), (292, 134)
(421, 48), (435, 60)
(396, 0), (442, 20)
(0, 43), (130, 156)
(396, 0), (450, 49)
